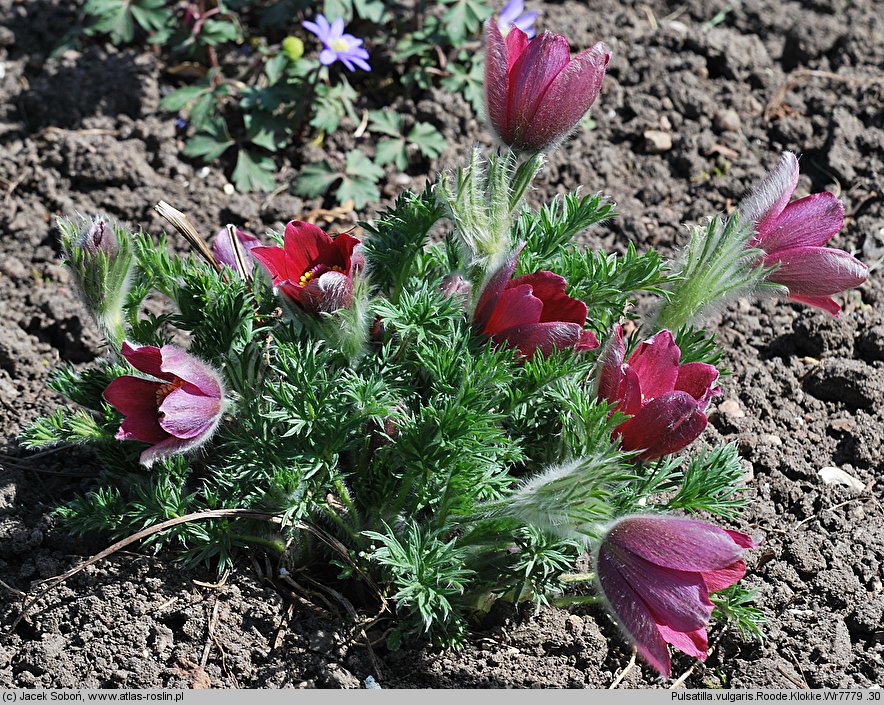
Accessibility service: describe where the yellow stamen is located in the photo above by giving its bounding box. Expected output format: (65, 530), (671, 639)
(330, 38), (349, 52)
(156, 378), (186, 407)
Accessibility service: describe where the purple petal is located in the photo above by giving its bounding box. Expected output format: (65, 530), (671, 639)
(139, 434), (204, 468)
(329, 17), (345, 40)
(626, 329), (681, 401)
(120, 342), (174, 382)
(607, 515), (747, 573)
(484, 284), (544, 334)
(596, 548), (672, 676)
(514, 10), (539, 36)
(616, 391), (708, 459)
(473, 246), (522, 332)
(597, 323), (626, 405)
(498, 0), (524, 27)
(759, 192), (844, 252)
(702, 560), (747, 593)
(765, 246), (868, 297)
(674, 362), (720, 409)
(212, 228), (261, 275)
(159, 346), (222, 399)
(104, 376), (167, 444)
(521, 41), (610, 151)
(606, 547), (713, 632)
(484, 20), (511, 142)
(657, 625), (708, 662)
(786, 293), (842, 316)
(319, 48), (338, 65)
(509, 271), (586, 324)
(493, 321), (595, 357)
(740, 152), (799, 236)
(302, 19), (327, 42)
(158, 387), (222, 440)
(506, 31), (571, 148)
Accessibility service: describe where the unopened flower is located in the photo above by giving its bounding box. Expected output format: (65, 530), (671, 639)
(473, 248), (598, 358)
(598, 325), (719, 460)
(738, 151), (868, 316)
(282, 36), (305, 62)
(59, 214), (134, 348)
(212, 227), (262, 276)
(594, 514), (755, 676)
(484, 20), (609, 153)
(302, 15), (370, 72)
(104, 342), (225, 467)
(251, 221), (363, 315)
(439, 273), (473, 307)
(497, 0), (538, 38)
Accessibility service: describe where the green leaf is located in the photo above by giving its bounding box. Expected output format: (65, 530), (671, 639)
(440, 0), (492, 44)
(368, 110), (403, 138)
(293, 160), (340, 199)
(232, 150), (276, 193)
(182, 119), (234, 162)
(375, 137), (408, 170)
(338, 150), (383, 208)
(160, 85), (209, 113)
(407, 122), (446, 160)
(199, 18), (240, 46)
(244, 111), (292, 153)
(85, 0), (172, 45)
(265, 54), (289, 85)
(353, 0), (387, 22)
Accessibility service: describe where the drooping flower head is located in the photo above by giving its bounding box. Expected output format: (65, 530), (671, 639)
(302, 14), (370, 72)
(598, 325), (719, 460)
(484, 20), (610, 153)
(251, 221), (363, 315)
(594, 514), (755, 677)
(497, 0), (538, 38)
(738, 151), (868, 316)
(104, 343), (225, 467)
(212, 227), (262, 276)
(473, 248), (599, 358)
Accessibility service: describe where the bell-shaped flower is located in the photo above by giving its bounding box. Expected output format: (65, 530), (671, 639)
(738, 151), (868, 316)
(473, 249), (598, 358)
(104, 342), (225, 467)
(598, 325), (719, 460)
(484, 19), (610, 153)
(594, 514), (755, 677)
(212, 227), (262, 276)
(251, 221), (363, 315)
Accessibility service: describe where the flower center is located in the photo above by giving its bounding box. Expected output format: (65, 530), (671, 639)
(299, 263), (344, 287)
(155, 378), (187, 408)
(329, 38), (349, 52)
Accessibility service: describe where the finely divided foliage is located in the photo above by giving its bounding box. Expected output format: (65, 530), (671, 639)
(28, 3), (868, 679)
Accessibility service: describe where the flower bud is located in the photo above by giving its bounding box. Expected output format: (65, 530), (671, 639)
(59, 214), (134, 348)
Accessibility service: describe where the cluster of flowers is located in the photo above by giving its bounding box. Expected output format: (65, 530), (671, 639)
(78, 9), (867, 678)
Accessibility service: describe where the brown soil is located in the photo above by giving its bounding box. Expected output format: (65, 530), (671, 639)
(1, 0), (882, 689)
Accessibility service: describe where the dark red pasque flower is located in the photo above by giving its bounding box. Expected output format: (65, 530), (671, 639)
(598, 325), (719, 460)
(739, 152), (868, 316)
(251, 221), (362, 314)
(103, 342), (224, 467)
(484, 20), (610, 153)
(473, 250), (598, 358)
(595, 514), (755, 676)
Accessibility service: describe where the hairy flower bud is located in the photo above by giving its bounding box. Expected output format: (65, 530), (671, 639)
(59, 214), (134, 348)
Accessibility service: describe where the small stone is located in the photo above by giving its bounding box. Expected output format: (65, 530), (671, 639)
(714, 108), (741, 132)
(759, 433), (782, 446)
(718, 399), (745, 418)
(643, 129), (673, 153)
(223, 183), (235, 195)
(566, 614), (584, 636)
(829, 418), (854, 433)
(818, 466), (865, 492)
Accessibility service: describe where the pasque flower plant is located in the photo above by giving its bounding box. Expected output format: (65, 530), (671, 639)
(27, 11), (870, 684)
